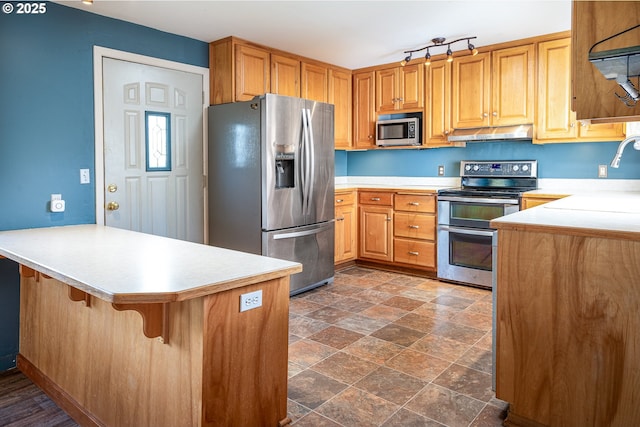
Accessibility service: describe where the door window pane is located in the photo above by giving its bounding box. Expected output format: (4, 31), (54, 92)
(145, 111), (171, 171)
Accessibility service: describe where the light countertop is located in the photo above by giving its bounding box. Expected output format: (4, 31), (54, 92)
(0, 225), (302, 304)
(491, 192), (640, 240)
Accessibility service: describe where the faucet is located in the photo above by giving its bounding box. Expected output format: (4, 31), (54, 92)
(610, 135), (640, 168)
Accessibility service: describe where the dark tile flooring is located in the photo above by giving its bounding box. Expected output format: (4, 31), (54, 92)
(0, 266), (506, 427)
(288, 266), (506, 427)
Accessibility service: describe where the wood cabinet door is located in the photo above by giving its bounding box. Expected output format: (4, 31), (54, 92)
(301, 62), (328, 102)
(353, 71), (376, 149)
(425, 60), (452, 147)
(359, 206), (393, 261)
(578, 121), (625, 140)
(452, 52), (491, 129)
(235, 44), (270, 101)
(271, 54), (300, 98)
(491, 44), (535, 126)
(399, 64), (424, 110)
(335, 204), (356, 262)
(376, 68), (399, 113)
(329, 68), (353, 149)
(536, 38), (577, 141)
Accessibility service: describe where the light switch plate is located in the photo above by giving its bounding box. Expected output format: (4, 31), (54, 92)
(598, 164), (607, 178)
(80, 169), (90, 184)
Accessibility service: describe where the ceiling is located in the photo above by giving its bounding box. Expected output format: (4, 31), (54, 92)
(56, 0), (572, 70)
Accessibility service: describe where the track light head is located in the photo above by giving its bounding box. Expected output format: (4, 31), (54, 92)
(446, 46), (453, 62)
(468, 42), (478, 56)
(400, 53), (412, 67)
(424, 50), (431, 66)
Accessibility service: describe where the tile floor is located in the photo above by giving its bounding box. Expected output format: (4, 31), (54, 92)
(287, 266), (507, 427)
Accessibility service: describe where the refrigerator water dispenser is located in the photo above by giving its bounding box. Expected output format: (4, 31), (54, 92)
(275, 155), (294, 188)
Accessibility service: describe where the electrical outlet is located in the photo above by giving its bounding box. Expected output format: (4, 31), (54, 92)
(240, 289), (263, 312)
(438, 165), (445, 176)
(598, 164), (608, 178)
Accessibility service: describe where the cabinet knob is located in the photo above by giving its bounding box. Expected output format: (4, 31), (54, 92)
(337, 217), (344, 221)
(386, 217), (392, 221)
(444, 130), (450, 135)
(483, 113), (488, 118)
(368, 135), (373, 140)
(492, 111), (498, 116)
(336, 199), (344, 203)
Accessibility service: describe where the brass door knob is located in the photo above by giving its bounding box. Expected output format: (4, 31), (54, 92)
(107, 184), (118, 193)
(107, 201), (120, 211)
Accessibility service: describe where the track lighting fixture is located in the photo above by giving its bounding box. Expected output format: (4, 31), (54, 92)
(82, 0), (93, 4)
(400, 53), (412, 67)
(401, 36), (478, 66)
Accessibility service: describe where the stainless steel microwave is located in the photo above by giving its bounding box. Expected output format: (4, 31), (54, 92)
(376, 117), (420, 146)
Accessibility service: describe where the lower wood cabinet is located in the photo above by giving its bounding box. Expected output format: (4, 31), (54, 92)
(335, 190), (357, 263)
(358, 191), (393, 262)
(521, 193), (568, 209)
(356, 190), (436, 271)
(393, 193), (436, 269)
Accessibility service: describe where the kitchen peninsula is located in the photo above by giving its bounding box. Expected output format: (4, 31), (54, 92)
(0, 225), (302, 427)
(491, 194), (640, 427)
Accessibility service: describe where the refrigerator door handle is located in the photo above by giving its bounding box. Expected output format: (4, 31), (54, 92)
(305, 108), (316, 216)
(300, 108), (312, 217)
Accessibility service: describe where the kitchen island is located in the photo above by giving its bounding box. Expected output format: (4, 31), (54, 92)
(0, 225), (302, 427)
(491, 194), (640, 427)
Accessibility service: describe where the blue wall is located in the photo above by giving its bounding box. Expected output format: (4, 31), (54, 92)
(0, 2), (208, 231)
(0, 1), (208, 372)
(336, 140), (640, 179)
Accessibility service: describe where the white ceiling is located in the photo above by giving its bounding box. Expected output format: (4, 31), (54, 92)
(56, 0), (572, 70)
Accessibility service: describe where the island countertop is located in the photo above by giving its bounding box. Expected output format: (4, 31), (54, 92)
(491, 192), (640, 241)
(0, 224), (302, 304)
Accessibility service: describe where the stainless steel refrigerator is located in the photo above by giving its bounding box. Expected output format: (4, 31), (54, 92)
(208, 94), (335, 295)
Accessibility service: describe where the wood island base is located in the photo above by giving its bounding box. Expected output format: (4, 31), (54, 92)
(18, 267), (291, 427)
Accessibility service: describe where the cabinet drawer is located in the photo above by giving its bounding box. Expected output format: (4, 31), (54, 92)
(394, 213), (435, 240)
(394, 238), (435, 268)
(394, 194), (436, 213)
(358, 191), (393, 206)
(335, 191), (355, 206)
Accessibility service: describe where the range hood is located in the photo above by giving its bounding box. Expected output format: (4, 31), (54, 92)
(447, 124), (533, 143)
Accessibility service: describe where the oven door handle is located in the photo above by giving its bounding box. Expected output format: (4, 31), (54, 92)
(439, 225), (496, 237)
(437, 195), (519, 205)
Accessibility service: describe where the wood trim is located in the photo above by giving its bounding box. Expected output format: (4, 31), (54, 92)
(112, 302), (169, 344)
(17, 354), (102, 427)
(68, 286), (92, 307)
(19, 265), (35, 278)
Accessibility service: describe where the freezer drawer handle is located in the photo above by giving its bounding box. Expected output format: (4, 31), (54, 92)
(272, 223), (334, 240)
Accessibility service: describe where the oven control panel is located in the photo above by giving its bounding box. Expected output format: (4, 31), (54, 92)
(460, 161), (537, 177)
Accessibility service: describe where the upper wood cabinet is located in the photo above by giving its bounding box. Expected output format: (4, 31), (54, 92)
(452, 45), (534, 129)
(301, 62), (328, 103)
(425, 59), (453, 147)
(329, 69), (353, 149)
(271, 54), (300, 98)
(353, 71), (376, 149)
(536, 37), (625, 143)
(234, 44), (271, 102)
(375, 64), (424, 113)
(572, 1), (640, 122)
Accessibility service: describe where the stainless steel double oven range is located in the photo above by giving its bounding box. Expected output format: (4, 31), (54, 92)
(437, 160), (538, 289)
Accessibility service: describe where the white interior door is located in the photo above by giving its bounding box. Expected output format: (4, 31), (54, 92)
(102, 58), (204, 243)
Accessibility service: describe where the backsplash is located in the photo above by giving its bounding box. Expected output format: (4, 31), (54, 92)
(336, 140), (640, 179)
